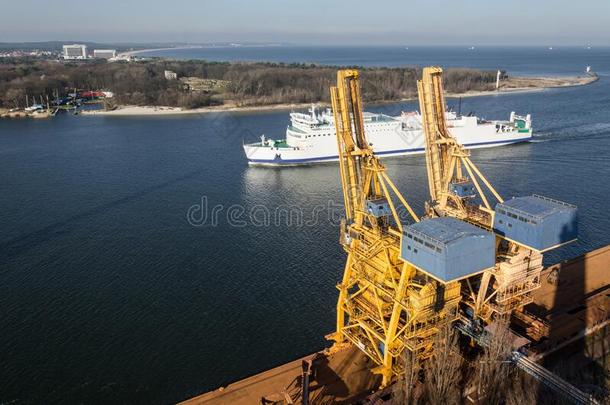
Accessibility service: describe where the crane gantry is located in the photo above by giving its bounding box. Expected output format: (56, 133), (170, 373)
(329, 67), (578, 387)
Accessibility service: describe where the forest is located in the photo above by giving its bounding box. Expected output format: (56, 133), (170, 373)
(0, 58), (497, 109)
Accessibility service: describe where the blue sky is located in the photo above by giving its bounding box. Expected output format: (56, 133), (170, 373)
(1, 0), (608, 45)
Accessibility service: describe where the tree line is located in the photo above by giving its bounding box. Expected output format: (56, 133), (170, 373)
(0, 58), (497, 109)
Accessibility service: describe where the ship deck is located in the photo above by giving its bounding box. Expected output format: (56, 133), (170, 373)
(180, 344), (379, 404)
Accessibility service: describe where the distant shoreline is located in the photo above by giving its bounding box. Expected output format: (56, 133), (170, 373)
(118, 45), (204, 57)
(80, 74), (598, 117)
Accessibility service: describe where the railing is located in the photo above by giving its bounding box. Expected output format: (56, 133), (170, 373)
(456, 320), (598, 404)
(533, 194), (577, 209)
(512, 351), (598, 405)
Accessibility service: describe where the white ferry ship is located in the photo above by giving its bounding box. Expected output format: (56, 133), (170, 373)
(243, 106), (532, 166)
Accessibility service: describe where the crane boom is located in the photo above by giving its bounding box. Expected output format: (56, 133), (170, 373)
(330, 70), (371, 222)
(417, 66), (449, 203)
(418, 66), (503, 227)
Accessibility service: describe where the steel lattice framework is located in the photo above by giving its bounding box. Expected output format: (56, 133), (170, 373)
(328, 70), (461, 386)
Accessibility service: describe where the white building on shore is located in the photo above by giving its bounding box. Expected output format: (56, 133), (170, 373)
(63, 44), (88, 60)
(93, 49), (117, 59)
(164, 70), (178, 80)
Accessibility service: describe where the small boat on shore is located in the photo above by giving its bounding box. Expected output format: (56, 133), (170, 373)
(30, 108), (58, 119)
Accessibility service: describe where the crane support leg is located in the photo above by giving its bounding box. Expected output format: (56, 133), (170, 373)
(381, 262), (412, 385)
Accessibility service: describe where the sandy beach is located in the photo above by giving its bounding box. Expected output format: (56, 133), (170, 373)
(80, 103), (310, 117)
(447, 74), (599, 98)
(80, 74), (599, 117)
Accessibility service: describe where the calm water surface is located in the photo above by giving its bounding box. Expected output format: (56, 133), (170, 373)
(1, 47), (610, 403)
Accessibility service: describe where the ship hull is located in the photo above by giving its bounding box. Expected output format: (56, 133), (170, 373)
(244, 125), (532, 166)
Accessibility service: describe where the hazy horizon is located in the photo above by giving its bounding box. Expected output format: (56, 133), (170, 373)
(2, 42), (609, 48)
(1, 0), (609, 46)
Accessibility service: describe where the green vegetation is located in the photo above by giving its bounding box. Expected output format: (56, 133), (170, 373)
(0, 59), (497, 109)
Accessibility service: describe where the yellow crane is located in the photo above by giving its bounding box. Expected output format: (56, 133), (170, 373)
(329, 67), (578, 387)
(329, 69), (466, 386)
(416, 66), (578, 322)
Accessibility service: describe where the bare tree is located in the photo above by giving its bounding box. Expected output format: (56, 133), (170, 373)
(0, 59), (497, 109)
(505, 372), (540, 405)
(393, 347), (422, 404)
(472, 319), (513, 405)
(423, 324), (463, 405)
